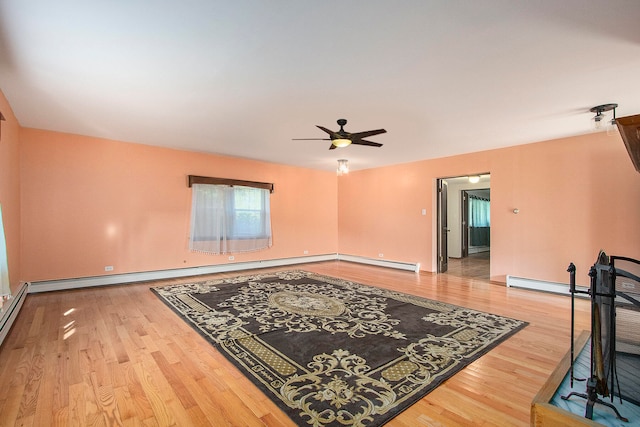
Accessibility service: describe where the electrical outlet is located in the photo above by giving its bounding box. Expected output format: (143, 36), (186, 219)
(303, 250), (309, 255)
(228, 256), (235, 261)
(104, 266), (114, 271)
(378, 253), (384, 258)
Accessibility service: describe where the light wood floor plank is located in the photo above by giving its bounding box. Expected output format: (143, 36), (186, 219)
(0, 261), (590, 426)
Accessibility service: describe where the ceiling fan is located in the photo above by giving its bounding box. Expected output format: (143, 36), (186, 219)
(293, 119), (386, 150)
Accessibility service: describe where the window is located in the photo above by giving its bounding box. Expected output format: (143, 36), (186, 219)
(189, 184), (272, 254)
(469, 196), (490, 227)
(468, 195), (490, 247)
(231, 186), (269, 238)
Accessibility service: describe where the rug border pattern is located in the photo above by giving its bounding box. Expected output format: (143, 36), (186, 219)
(151, 270), (528, 426)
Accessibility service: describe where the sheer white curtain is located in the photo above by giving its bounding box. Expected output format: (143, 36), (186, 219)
(0, 204), (11, 300)
(189, 184), (272, 254)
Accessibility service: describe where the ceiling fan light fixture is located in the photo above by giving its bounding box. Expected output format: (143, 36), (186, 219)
(332, 138), (352, 148)
(593, 111), (604, 130)
(590, 103), (618, 132)
(607, 107), (619, 136)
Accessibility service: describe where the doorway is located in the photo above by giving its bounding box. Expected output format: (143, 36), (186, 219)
(437, 179), (448, 273)
(436, 174), (491, 279)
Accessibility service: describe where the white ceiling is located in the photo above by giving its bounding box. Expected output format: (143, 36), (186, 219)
(1, 1), (639, 172)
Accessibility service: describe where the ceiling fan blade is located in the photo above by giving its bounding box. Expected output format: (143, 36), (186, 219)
(316, 125), (336, 136)
(349, 129), (386, 139)
(292, 138), (331, 140)
(352, 139), (383, 147)
(329, 144), (337, 150)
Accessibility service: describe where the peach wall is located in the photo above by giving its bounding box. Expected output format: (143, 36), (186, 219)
(0, 90), (21, 293)
(338, 132), (640, 286)
(20, 129), (338, 282)
(10, 92), (640, 289)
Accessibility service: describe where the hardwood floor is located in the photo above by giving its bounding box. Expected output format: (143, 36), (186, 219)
(446, 252), (490, 280)
(0, 261), (590, 426)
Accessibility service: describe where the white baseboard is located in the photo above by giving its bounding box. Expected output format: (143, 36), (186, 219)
(0, 281), (29, 347)
(337, 254), (420, 272)
(29, 253), (420, 293)
(29, 254), (338, 293)
(506, 275), (589, 296)
(469, 246), (490, 254)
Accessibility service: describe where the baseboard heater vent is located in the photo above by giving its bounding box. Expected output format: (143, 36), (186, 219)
(29, 254), (338, 293)
(0, 281), (29, 347)
(29, 253), (421, 293)
(506, 275), (589, 296)
(338, 254), (420, 273)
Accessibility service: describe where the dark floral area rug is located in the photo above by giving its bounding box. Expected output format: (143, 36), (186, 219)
(151, 270), (527, 426)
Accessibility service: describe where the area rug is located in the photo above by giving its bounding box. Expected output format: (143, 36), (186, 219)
(151, 270), (528, 426)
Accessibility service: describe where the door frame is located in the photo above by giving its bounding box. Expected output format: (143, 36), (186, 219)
(436, 179), (448, 273)
(435, 173), (491, 275)
(461, 190), (469, 258)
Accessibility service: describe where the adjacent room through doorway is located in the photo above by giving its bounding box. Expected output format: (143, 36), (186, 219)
(436, 174), (490, 280)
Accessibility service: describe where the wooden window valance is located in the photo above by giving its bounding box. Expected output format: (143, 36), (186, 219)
(188, 175), (274, 193)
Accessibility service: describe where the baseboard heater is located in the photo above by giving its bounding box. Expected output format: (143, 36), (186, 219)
(30, 254), (336, 293)
(29, 253), (420, 293)
(337, 254), (420, 273)
(506, 275), (589, 296)
(0, 281), (29, 347)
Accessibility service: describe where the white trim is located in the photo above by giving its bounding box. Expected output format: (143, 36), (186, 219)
(29, 253), (421, 293)
(29, 254), (338, 293)
(506, 275), (589, 296)
(338, 254), (420, 272)
(0, 281), (29, 347)
(468, 246), (490, 254)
